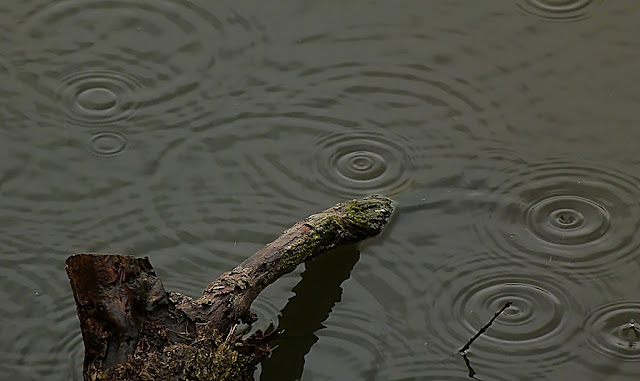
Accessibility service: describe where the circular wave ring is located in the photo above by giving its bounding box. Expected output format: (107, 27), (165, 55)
(584, 301), (640, 361)
(11, 0), (264, 129)
(453, 276), (572, 346)
(58, 68), (143, 126)
(475, 160), (640, 274)
(87, 130), (128, 157)
(428, 270), (586, 373)
(527, 195), (610, 245)
(516, 0), (603, 22)
(315, 130), (416, 197)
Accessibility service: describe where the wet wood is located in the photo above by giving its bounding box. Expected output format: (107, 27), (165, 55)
(66, 195), (394, 381)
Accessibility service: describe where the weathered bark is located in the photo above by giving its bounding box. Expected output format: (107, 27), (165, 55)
(66, 196), (394, 381)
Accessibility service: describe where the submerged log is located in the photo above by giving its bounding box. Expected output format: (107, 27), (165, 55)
(66, 196), (394, 381)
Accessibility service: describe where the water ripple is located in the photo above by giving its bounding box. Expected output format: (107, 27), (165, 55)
(161, 113), (422, 203)
(302, 306), (387, 380)
(583, 301), (640, 362)
(170, 55), (508, 201)
(284, 60), (513, 201)
(378, 360), (514, 381)
(11, 0), (266, 129)
(516, 0), (603, 22)
(0, 253), (81, 380)
(527, 195), (610, 245)
(50, 294), (84, 381)
(314, 130), (416, 198)
(292, 61), (492, 123)
(474, 159), (640, 277)
(56, 68), (143, 127)
(428, 267), (588, 376)
(87, 130), (128, 157)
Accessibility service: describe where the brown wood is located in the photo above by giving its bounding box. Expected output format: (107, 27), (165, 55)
(66, 195), (394, 381)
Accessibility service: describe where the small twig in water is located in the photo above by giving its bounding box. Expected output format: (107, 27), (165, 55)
(459, 301), (512, 354)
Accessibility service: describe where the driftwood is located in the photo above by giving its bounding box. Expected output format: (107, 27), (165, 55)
(66, 196), (394, 381)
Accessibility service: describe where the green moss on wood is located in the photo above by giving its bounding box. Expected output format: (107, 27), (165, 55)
(279, 196), (393, 273)
(343, 196), (394, 232)
(110, 324), (260, 381)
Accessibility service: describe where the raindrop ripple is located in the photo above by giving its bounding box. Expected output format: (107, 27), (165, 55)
(315, 130), (416, 198)
(516, 0), (603, 22)
(475, 160), (640, 275)
(584, 301), (640, 361)
(429, 270), (585, 373)
(12, 0), (265, 129)
(58, 68), (143, 127)
(87, 130), (128, 157)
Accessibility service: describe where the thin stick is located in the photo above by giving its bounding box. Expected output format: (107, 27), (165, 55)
(459, 301), (512, 354)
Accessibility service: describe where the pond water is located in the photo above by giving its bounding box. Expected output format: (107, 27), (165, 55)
(1, 1), (640, 380)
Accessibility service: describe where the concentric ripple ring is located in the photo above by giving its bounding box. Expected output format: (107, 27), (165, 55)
(315, 130), (416, 198)
(428, 270), (586, 375)
(474, 160), (640, 275)
(87, 131), (128, 157)
(516, 0), (603, 22)
(584, 301), (640, 361)
(11, 0), (260, 130)
(58, 68), (142, 126)
(527, 195), (610, 245)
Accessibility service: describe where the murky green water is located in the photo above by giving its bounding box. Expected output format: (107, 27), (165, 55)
(2, 1), (640, 380)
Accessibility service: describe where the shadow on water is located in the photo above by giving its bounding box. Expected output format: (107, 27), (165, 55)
(259, 244), (361, 381)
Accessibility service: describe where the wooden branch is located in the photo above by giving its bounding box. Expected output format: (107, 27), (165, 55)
(66, 196), (394, 381)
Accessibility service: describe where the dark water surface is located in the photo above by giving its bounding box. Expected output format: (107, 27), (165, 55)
(2, 1), (640, 380)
